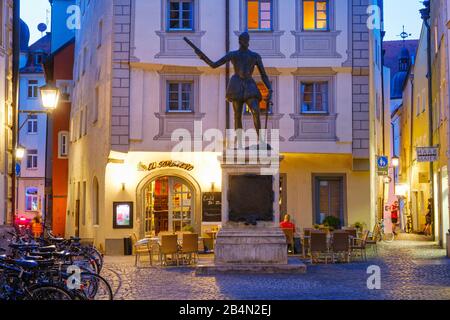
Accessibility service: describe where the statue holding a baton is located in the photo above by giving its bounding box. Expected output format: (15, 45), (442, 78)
(184, 32), (273, 145)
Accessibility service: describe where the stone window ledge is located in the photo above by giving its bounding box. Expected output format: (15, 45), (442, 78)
(234, 31), (285, 58)
(290, 31), (342, 59)
(153, 112), (206, 140)
(289, 113), (338, 141)
(155, 31), (206, 59)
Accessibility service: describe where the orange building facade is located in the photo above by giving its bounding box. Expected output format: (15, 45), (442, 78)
(51, 40), (74, 236)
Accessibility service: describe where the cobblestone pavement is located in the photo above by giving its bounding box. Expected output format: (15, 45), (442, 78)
(101, 240), (450, 300)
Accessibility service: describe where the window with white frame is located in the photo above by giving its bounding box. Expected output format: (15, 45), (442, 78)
(27, 115), (38, 134)
(300, 82), (329, 114)
(247, 0), (273, 30)
(167, 82), (193, 112)
(303, 0), (329, 31)
(27, 80), (39, 98)
(25, 187), (39, 212)
(168, 0), (194, 31)
(26, 150), (38, 169)
(58, 131), (69, 158)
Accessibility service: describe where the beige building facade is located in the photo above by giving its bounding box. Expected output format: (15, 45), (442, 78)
(67, 0), (383, 252)
(0, 0), (14, 225)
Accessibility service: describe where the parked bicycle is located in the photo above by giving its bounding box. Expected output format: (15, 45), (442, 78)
(0, 229), (112, 301)
(373, 219), (395, 243)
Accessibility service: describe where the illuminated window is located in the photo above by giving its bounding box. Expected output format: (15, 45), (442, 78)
(25, 187), (39, 212)
(301, 82), (328, 114)
(247, 0), (272, 30)
(245, 81), (273, 114)
(303, 0), (329, 30)
(168, 0), (193, 30)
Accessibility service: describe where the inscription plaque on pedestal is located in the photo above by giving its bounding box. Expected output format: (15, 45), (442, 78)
(228, 175), (274, 224)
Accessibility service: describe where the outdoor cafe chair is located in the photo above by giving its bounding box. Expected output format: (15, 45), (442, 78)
(331, 230), (351, 263)
(342, 227), (358, 240)
(350, 230), (369, 261)
(131, 233), (152, 267)
(160, 234), (179, 266)
(309, 230), (332, 264)
(180, 233), (199, 265)
(302, 228), (314, 258)
(282, 228), (294, 254)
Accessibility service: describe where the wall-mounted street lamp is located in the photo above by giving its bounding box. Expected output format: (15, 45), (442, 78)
(15, 146), (25, 161)
(391, 156), (400, 168)
(39, 83), (60, 110)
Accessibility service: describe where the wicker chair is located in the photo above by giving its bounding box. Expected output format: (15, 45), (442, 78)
(331, 231), (351, 263)
(131, 233), (152, 267)
(309, 231), (332, 264)
(180, 233), (199, 265)
(302, 228), (314, 258)
(160, 234), (179, 266)
(351, 230), (369, 261)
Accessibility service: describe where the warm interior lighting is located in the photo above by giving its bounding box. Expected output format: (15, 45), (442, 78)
(15, 147), (25, 161)
(247, 0), (259, 29)
(40, 84), (60, 110)
(303, 1), (315, 30)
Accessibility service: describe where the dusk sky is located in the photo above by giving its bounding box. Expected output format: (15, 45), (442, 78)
(21, 0), (424, 45)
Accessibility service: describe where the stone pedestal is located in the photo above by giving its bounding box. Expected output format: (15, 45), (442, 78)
(196, 151), (306, 274)
(215, 226), (287, 265)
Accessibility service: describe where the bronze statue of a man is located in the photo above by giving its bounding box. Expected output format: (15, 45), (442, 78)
(185, 32), (272, 135)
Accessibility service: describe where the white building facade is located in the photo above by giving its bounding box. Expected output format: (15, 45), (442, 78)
(68, 0), (383, 253)
(16, 34), (51, 220)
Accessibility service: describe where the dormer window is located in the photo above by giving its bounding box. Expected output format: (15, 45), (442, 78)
(35, 54), (43, 65)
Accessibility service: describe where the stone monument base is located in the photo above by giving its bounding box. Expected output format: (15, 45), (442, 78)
(195, 225), (307, 275)
(214, 226), (288, 265)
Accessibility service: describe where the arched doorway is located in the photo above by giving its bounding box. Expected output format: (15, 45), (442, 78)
(140, 175), (198, 237)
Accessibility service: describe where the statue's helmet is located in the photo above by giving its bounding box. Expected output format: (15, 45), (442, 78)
(239, 32), (250, 43)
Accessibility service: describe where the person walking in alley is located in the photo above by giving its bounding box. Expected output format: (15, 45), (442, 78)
(422, 199), (433, 236)
(390, 201), (400, 236)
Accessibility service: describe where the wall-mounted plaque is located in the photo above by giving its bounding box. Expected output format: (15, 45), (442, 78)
(202, 192), (222, 222)
(113, 202), (134, 229)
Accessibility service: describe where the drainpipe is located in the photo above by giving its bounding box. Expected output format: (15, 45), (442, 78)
(225, 0), (230, 132)
(11, 0), (21, 224)
(420, 1), (435, 241)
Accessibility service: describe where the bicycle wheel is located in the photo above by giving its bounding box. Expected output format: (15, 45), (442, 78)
(382, 232), (395, 243)
(79, 272), (113, 300)
(27, 285), (75, 300)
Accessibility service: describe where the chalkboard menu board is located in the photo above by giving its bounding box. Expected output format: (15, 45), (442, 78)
(202, 192), (222, 222)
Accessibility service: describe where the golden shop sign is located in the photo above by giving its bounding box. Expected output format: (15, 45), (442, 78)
(138, 161), (194, 172)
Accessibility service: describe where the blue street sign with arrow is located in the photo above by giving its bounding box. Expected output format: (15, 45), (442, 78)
(377, 156), (389, 176)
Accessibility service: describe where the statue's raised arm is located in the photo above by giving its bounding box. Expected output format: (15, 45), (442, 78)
(184, 37), (231, 69)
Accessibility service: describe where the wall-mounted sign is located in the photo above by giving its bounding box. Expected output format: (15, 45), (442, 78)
(377, 156), (389, 176)
(113, 202), (134, 229)
(138, 161), (194, 172)
(416, 147), (439, 163)
(202, 192), (222, 222)
(138, 160), (194, 171)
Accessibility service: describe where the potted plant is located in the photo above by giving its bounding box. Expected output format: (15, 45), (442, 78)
(323, 216), (341, 230)
(352, 221), (367, 233)
(182, 225), (195, 233)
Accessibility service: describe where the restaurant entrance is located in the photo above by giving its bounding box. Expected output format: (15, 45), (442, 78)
(143, 176), (194, 237)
